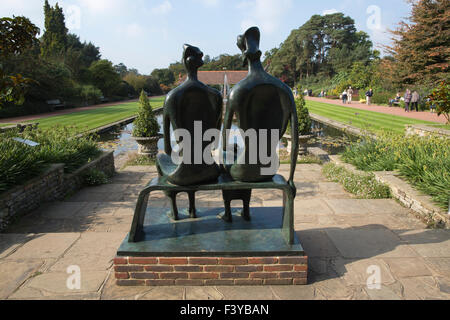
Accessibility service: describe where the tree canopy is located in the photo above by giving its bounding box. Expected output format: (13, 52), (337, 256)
(266, 13), (375, 86)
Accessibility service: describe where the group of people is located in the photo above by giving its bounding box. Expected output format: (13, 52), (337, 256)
(341, 87), (354, 104)
(389, 90), (421, 112)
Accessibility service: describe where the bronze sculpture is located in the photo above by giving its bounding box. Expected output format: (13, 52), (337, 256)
(156, 44), (223, 219)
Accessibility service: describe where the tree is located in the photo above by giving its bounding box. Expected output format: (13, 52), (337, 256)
(132, 90), (160, 137)
(151, 68), (175, 86)
(387, 0), (450, 85)
(0, 16), (40, 107)
(427, 81), (450, 123)
(88, 60), (121, 97)
(267, 13), (375, 86)
(41, 0), (68, 59)
(114, 63), (128, 78)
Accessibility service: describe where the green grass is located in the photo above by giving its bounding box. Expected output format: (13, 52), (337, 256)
(25, 97), (165, 134)
(0, 123), (13, 127)
(430, 124), (450, 130)
(306, 100), (443, 134)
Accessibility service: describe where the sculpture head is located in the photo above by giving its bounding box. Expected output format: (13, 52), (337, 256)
(237, 26), (262, 67)
(183, 44), (204, 72)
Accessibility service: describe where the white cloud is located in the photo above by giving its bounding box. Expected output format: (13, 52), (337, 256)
(322, 9), (338, 15)
(150, 1), (173, 15)
(238, 0), (292, 34)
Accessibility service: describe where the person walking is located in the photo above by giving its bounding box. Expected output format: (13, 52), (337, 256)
(342, 89), (348, 104)
(347, 86), (354, 104)
(365, 88), (373, 105)
(404, 89), (412, 112)
(411, 90), (420, 112)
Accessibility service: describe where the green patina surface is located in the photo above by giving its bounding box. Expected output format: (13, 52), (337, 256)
(118, 207), (304, 257)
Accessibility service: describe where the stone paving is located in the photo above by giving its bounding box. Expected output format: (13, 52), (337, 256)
(1, 164), (449, 300)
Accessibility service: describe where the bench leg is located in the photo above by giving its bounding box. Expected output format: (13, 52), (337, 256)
(129, 191), (150, 242)
(281, 188), (295, 245)
(221, 191), (233, 223)
(188, 191), (197, 219)
(166, 191), (179, 221)
(241, 190), (252, 221)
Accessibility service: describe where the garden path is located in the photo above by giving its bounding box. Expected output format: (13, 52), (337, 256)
(306, 96), (447, 124)
(0, 164), (449, 300)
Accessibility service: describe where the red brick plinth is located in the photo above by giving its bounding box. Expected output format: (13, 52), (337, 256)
(114, 256), (308, 286)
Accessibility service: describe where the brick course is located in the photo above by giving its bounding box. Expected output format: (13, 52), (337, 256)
(114, 255), (308, 286)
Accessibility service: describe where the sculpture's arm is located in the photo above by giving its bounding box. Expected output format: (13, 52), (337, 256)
(222, 101), (234, 152)
(163, 112), (172, 155)
(289, 104), (299, 197)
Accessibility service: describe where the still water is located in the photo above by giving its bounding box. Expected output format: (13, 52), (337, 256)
(97, 116), (356, 157)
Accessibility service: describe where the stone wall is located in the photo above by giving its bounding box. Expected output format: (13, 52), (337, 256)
(0, 151), (115, 231)
(405, 124), (450, 138)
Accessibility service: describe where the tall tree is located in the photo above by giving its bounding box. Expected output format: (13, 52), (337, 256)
(267, 13), (374, 86)
(387, 0), (450, 85)
(41, 0), (68, 59)
(0, 16), (39, 107)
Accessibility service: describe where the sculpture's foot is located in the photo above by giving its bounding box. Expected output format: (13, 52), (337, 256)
(241, 208), (251, 221)
(220, 210), (233, 223)
(189, 208), (197, 219)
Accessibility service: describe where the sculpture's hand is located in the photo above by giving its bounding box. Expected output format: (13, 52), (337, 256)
(289, 179), (297, 199)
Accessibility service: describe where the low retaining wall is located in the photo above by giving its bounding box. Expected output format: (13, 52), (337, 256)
(329, 155), (449, 229)
(405, 124), (450, 138)
(310, 113), (376, 139)
(114, 256), (308, 286)
(0, 151), (115, 231)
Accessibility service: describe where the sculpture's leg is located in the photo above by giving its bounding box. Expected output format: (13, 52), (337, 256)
(188, 191), (197, 219)
(281, 187), (295, 245)
(242, 190), (252, 221)
(167, 191), (179, 221)
(221, 190), (233, 223)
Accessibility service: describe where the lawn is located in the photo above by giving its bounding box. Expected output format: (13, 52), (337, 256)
(25, 97), (165, 134)
(0, 123), (13, 127)
(306, 100), (443, 134)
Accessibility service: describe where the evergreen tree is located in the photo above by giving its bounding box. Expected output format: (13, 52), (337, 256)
(41, 0), (68, 59)
(388, 0), (450, 85)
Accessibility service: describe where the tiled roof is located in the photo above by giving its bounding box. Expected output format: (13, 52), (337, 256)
(179, 71), (248, 85)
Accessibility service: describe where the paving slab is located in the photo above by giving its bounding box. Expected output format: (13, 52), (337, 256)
(365, 284), (402, 300)
(295, 230), (341, 258)
(5, 233), (80, 260)
(185, 287), (224, 300)
(139, 287), (185, 300)
(14, 271), (107, 297)
(0, 260), (44, 299)
(424, 258), (450, 278)
(50, 232), (126, 272)
(294, 199), (334, 216)
(394, 229), (450, 258)
(271, 285), (315, 300)
(325, 225), (418, 259)
(215, 286), (275, 300)
(399, 276), (449, 300)
(0, 234), (35, 259)
(332, 258), (396, 286)
(382, 257), (433, 278)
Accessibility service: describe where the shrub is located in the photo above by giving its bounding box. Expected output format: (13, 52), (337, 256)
(78, 85), (102, 104)
(341, 133), (450, 210)
(132, 90), (160, 138)
(322, 163), (391, 199)
(295, 95), (312, 135)
(0, 126), (101, 193)
(83, 169), (109, 186)
(427, 81), (450, 124)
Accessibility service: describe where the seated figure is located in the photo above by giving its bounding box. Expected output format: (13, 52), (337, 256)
(220, 27), (298, 222)
(156, 44), (223, 219)
(222, 27), (298, 187)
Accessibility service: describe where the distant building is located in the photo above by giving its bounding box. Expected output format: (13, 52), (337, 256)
(178, 71), (248, 97)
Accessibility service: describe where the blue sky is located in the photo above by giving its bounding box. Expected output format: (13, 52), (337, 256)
(1, 0), (412, 74)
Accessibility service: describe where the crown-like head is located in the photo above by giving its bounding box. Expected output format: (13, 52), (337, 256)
(237, 26), (262, 67)
(183, 44), (204, 72)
